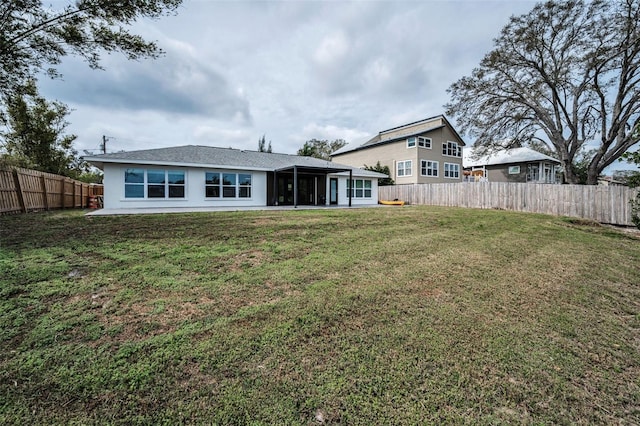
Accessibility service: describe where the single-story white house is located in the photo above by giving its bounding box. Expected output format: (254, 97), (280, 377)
(83, 145), (388, 210)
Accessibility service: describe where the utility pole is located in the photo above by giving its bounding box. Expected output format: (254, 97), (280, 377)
(101, 135), (108, 154)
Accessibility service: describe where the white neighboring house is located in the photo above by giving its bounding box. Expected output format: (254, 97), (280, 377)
(84, 145), (387, 210)
(463, 147), (562, 184)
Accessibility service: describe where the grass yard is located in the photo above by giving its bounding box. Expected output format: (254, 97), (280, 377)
(0, 206), (639, 424)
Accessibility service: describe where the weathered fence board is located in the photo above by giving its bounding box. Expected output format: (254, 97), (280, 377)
(0, 166), (103, 215)
(379, 182), (639, 226)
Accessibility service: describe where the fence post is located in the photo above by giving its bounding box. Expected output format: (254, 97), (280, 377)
(12, 169), (27, 213)
(40, 174), (49, 210)
(60, 177), (65, 209)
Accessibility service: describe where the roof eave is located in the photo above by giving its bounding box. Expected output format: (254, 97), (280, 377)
(83, 157), (273, 172)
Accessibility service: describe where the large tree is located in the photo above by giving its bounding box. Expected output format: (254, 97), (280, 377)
(0, 82), (84, 177)
(446, 0), (640, 184)
(0, 0), (182, 105)
(297, 138), (346, 160)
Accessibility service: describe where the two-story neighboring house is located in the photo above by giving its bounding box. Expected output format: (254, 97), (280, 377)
(330, 115), (466, 184)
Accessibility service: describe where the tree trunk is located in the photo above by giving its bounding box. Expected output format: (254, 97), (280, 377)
(586, 163), (601, 185)
(563, 160), (579, 184)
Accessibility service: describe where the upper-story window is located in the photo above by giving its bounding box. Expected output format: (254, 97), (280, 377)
(418, 137), (431, 148)
(397, 160), (412, 177)
(443, 141), (462, 157)
(407, 136), (432, 149)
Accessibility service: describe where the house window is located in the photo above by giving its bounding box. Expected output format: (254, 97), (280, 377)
(205, 172), (221, 197)
(421, 160), (438, 177)
(444, 163), (460, 179)
(147, 169), (166, 198)
(168, 171), (186, 198)
(418, 137), (432, 148)
(222, 173), (236, 198)
(408, 136), (431, 149)
(527, 164), (540, 182)
(124, 169), (185, 199)
(508, 166), (521, 175)
(206, 172), (252, 199)
(124, 168), (144, 198)
(347, 179), (372, 198)
(397, 160), (412, 177)
(239, 174), (252, 198)
(442, 141), (462, 157)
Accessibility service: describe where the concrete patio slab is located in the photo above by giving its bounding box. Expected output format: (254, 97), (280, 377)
(85, 204), (388, 216)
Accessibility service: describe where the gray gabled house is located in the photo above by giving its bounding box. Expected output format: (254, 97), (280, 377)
(84, 145), (387, 211)
(463, 147), (562, 184)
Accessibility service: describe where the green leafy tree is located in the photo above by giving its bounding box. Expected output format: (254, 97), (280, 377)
(621, 146), (640, 229)
(571, 149), (598, 185)
(0, 0), (182, 106)
(258, 134), (272, 153)
(612, 169), (640, 187)
(446, 0), (640, 185)
(0, 82), (85, 178)
(76, 169), (103, 184)
(364, 161), (394, 186)
(297, 139), (346, 160)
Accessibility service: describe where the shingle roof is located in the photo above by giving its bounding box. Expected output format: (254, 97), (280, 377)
(331, 115), (463, 156)
(463, 147), (562, 168)
(83, 145), (387, 178)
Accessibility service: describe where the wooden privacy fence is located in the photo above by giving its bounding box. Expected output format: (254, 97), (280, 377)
(379, 182), (639, 226)
(0, 166), (103, 215)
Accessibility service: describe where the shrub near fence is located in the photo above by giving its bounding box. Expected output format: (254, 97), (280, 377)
(0, 166), (103, 215)
(379, 182), (639, 226)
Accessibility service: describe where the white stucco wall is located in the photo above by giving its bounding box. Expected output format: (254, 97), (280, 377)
(331, 174), (380, 206)
(102, 164), (268, 209)
(101, 164), (380, 209)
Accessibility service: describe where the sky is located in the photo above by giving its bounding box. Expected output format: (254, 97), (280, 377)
(38, 0), (544, 156)
(37, 0), (636, 173)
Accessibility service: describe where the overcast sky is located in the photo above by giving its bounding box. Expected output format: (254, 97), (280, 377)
(41, 0), (546, 157)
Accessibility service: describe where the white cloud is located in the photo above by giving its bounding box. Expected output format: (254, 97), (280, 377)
(39, 1), (542, 156)
(192, 126), (253, 148)
(362, 58), (392, 88)
(298, 123), (370, 144)
(313, 31), (350, 67)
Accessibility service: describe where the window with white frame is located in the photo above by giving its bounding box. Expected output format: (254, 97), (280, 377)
(238, 174), (252, 197)
(420, 160), (438, 177)
(442, 141), (462, 157)
(407, 137), (416, 148)
(397, 160), (412, 177)
(527, 164), (540, 182)
(206, 172), (252, 199)
(124, 168), (145, 198)
(444, 163), (460, 179)
(124, 168), (185, 199)
(347, 179), (372, 198)
(418, 137), (432, 148)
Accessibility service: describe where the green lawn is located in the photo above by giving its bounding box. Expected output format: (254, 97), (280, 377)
(1, 206), (639, 424)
